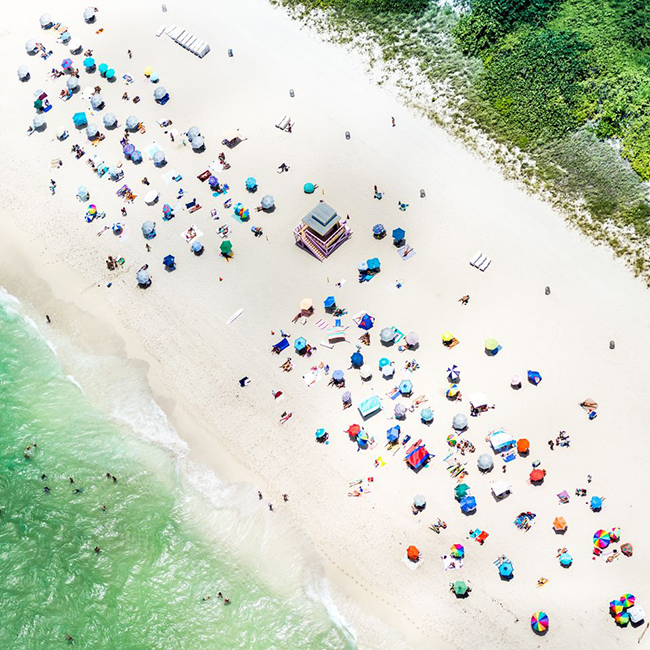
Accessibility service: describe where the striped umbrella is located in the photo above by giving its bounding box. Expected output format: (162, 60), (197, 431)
(450, 544), (464, 559)
(609, 600), (624, 616)
(620, 594), (635, 608)
(610, 527), (621, 542)
(615, 612), (630, 626)
(531, 612), (549, 632)
(593, 529), (610, 549)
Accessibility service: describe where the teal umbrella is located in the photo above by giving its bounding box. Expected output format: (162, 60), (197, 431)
(98, 63), (108, 74)
(106, 68), (115, 80)
(303, 182), (315, 194)
(83, 57), (95, 68)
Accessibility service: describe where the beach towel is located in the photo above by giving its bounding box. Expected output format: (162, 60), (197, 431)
(161, 170), (178, 185)
(302, 368), (320, 388)
(180, 225), (203, 243)
(315, 319), (329, 330)
(442, 554), (463, 571)
(397, 244), (416, 260)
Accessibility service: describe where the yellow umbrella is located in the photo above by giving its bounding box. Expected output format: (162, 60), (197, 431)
(144, 66), (154, 77)
(300, 298), (313, 311)
(442, 331), (453, 343)
(484, 337), (499, 350)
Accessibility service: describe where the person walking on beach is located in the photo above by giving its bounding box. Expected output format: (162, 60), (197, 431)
(458, 295), (470, 305)
(258, 491), (263, 500)
(282, 494), (289, 502)
(391, 117), (396, 127)
(548, 440), (555, 451)
(45, 315), (51, 324)
(127, 49), (132, 59)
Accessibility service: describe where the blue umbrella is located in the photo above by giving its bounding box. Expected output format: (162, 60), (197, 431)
(191, 240), (203, 254)
(150, 72), (160, 83)
(315, 428), (327, 440)
(323, 296), (336, 309)
(125, 115), (139, 130)
(460, 496), (477, 513)
(387, 425), (401, 442)
(350, 352), (364, 368)
(421, 408), (434, 422)
(261, 195), (274, 210)
(332, 370), (345, 382)
(131, 150), (143, 164)
(62, 58), (72, 69)
(208, 175), (219, 187)
(590, 496), (603, 511)
(499, 561), (513, 577)
(83, 57), (95, 68)
(136, 268), (151, 285)
(399, 380), (413, 395)
(245, 177), (257, 190)
(294, 337), (307, 352)
(367, 257), (380, 271)
(559, 552), (573, 567)
(392, 227), (405, 241)
(372, 223), (386, 237)
(447, 365), (461, 382)
(141, 221), (156, 238)
(98, 63), (108, 74)
(72, 112), (87, 126)
(163, 254), (176, 269)
(378, 357), (390, 368)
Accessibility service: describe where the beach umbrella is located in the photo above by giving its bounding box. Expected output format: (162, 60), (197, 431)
(477, 454), (493, 471)
(162, 204), (173, 218)
(392, 227), (405, 241)
(234, 203), (245, 217)
(332, 370), (345, 382)
(530, 469), (545, 483)
(498, 561), (513, 577)
(372, 223), (386, 237)
(98, 63), (108, 75)
(413, 494), (426, 508)
(455, 483), (470, 499)
(453, 581), (468, 596)
(450, 544), (464, 559)
(358, 261), (368, 273)
(447, 365), (460, 382)
(260, 195), (275, 210)
(187, 126), (201, 141)
(40, 14), (52, 28)
(144, 190), (159, 205)
(191, 135), (205, 150)
(387, 426), (400, 442)
(447, 435), (457, 451)
(394, 403), (407, 419)
(593, 529), (610, 549)
(303, 182), (315, 194)
(406, 546), (420, 562)
(141, 221), (156, 238)
(324, 296), (336, 310)
(511, 375), (522, 388)
(379, 327), (396, 344)
(153, 150), (166, 166)
(62, 58), (73, 69)
(34, 99), (43, 112)
(441, 331), (454, 344)
(56, 126), (68, 139)
(77, 186), (89, 200)
(628, 605), (646, 624)
(154, 86), (168, 102)
(69, 39), (82, 54)
(350, 352), (364, 368)
(552, 517), (567, 532)
(25, 39), (38, 53)
(341, 390), (352, 405)
(208, 175), (219, 187)
(294, 337), (307, 352)
(150, 72), (160, 83)
(144, 66), (154, 77)
(590, 496), (603, 511)
(357, 429), (369, 443)
(621, 543), (633, 557)
(516, 438), (530, 453)
(107, 166), (120, 180)
(559, 552), (573, 567)
(358, 314), (374, 330)
(33, 114), (46, 129)
(315, 428), (327, 440)
(528, 370), (542, 385)
(610, 527), (621, 542)
(83, 57), (95, 68)
(452, 413), (468, 431)
(60, 31), (71, 43)
(66, 77), (79, 91)
(531, 612), (549, 633)
(86, 124), (99, 139)
(381, 364), (395, 378)
(300, 298), (313, 311)
(484, 337), (499, 351)
(245, 177), (257, 190)
(126, 115), (139, 130)
(84, 7), (96, 22)
(610, 600), (624, 615)
(90, 94), (104, 109)
(163, 254), (175, 269)
(460, 495), (477, 513)
(103, 112), (117, 128)
(446, 385), (460, 400)
(620, 594), (635, 608)
(191, 240), (204, 254)
(399, 380), (413, 395)
(220, 240), (233, 255)
(17, 65), (29, 80)
(347, 424), (361, 437)
(367, 258), (380, 272)
(136, 268), (151, 286)
(421, 408), (433, 423)
(123, 143), (135, 157)
(131, 150), (143, 164)
(405, 332), (419, 348)
(87, 204), (97, 216)
(615, 612), (630, 627)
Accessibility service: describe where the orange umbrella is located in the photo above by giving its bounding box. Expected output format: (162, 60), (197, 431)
(530, 469), (545, 483)
(407, 545), (420, 562)
(553, 517), (567, 532)
(516, 438), (530, 453)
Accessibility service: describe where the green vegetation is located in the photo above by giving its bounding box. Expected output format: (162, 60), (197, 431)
(273, 0), (650, 280)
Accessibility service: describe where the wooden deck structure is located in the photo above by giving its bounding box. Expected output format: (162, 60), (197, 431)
(294, 202), (352, 261)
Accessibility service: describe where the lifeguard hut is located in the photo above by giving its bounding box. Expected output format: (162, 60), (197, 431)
(294, 202), (352, 261)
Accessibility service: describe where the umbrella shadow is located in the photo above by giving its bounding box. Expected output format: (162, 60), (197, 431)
(262, 205), (276, 214)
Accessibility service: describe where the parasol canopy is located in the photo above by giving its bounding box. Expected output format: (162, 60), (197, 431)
(620, 594), (635, 608)
(593, 529), (610, 549)
(530, 469), (545, 483)
(103, 112), (117, 128)
(220, 240), (233, 255)
(379, 327), (396, 344)
(261, 195), (274, 209)
(477, 454), (493, 471)
(452, 581), (468, 596)
(406, 546), (420, 562)
(18, 65), (30, 80)
(450, 544), (464, 559)
(553, 517), (567, 532)
(559, 552), (573, 567)
(136, 268), (151, 285)
(303, 182), (315, 194)
(531, 612), (549, 632)
(484, 337), (499, 351)
(455, 483), (470, 499)
(405, 332), (419, 347)
(452, 413), (468, 431)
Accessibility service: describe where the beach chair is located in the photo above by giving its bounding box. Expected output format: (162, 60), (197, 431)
(478, 257), (491, 271)
(155, 26), (165, 37)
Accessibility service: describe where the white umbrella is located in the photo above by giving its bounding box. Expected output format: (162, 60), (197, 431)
(405, 332), (419, 348)
(477, 454), (494, 471)
(40, 14), (52, 28)
(33, 114), (46, 129)
(86, 124), (99, 139)
(144, 190), (159, 205)
(261, 195), (275, 209)
(125, 115), (139, 130)
(190, 135), (204, 150)
(452, 413), (468, 431)
(69, 38), (82, 53)
(25, 39), (37, 53)
(66, 77), (79, 91)
(153, 150), (165, 166)
(103, 112), (117, 128)
(381, 364), (395, 378)
(17, 65), (30, 80)
(90, 94), (104, 110)
(187, 126), (200, 141)
(379, 327), (396, 344)
(83, 7), (95, 22)
(153, 87), (168, 101)
(108, 166), (121, 179)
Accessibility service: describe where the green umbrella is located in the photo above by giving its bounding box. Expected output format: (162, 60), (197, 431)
(453, 581), (468, 596)
(34, 99), (43, 110)
(454, 483), (470, 499)
(303, 182), (315, 194)
(484, 338), (499, 351)
(220, 240), (232, 255)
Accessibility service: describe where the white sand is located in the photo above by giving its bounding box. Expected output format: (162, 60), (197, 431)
(2, 0), (650, 648)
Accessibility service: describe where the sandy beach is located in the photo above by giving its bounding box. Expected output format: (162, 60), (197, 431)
(2, 0), (650, 647)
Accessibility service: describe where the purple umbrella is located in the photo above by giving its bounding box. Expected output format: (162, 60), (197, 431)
(62, 58), (72, 69)
(123, 143), (135, 157)
(208, 175), (219, 187)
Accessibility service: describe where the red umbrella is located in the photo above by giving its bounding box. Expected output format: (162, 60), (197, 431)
(347, 424), (361, 437)
(530, 469), (545, 483)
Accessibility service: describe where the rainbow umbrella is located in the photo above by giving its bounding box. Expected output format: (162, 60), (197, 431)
(450, 544), (464, 559)
(234, 202), (244, 216)
(87, 204), (97, 215)
(593, 529), (610, 549)
(531, 612), (549, 633)
(620, 594), (635, 608)
(241, 208), (250, 221)
(615, 612), (630, 626)
(610, 527), (621, 542)
(610, 600), (624, 616)
(446, 433), (457, 447)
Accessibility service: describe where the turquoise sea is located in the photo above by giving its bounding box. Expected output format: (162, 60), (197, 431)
(0, 289), (355, 649)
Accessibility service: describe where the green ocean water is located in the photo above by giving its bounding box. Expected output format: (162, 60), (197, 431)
(0, 291), (354, 650)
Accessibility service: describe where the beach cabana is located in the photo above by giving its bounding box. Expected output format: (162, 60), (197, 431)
(488, 430), (515, 453)
(40, 14), (53, 28)
(491, 481), (512, 499)
(136, 268), (151, 286)
(18, 65), (30, 81)
(103, 112), (117, 128)
(406, 445), (430, 470)
(261, 195), (275, 210)
(452, 413), (468, 431)
(154, 87), (169, 104)
(90, 94), (104, 110)
(294, 202), (352, 261)
(477, 454), (494, 471)
(141, 221), (156, 238)
(459, 496), (477, 513)
(628, 605), (645, 624)
(86, 124), (99, 139)
(358, 395), (382, 419)
(126, 115), (139, 131)
(553, 517), (567, 532)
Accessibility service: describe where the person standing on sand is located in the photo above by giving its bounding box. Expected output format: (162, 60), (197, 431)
(127, 49), (132, 59)
(391, 117), (396, 127)
(45, 315), (51, 324)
